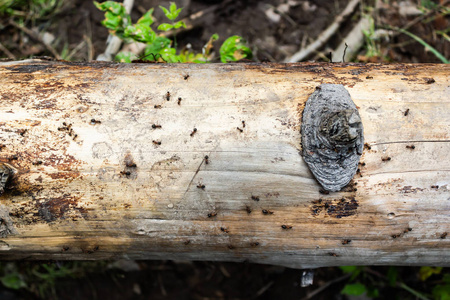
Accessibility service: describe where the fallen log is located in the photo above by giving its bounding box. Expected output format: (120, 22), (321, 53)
(0, 59), (448, 268)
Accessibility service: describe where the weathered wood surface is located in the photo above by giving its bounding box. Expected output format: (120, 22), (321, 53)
(0, 59), (449, 267)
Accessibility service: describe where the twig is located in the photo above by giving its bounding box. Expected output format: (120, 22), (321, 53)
(333, 16), (371, 62)
(8, 19), (61, 59)
(0, 42), (16, 59)
(284, 0), (360, 62)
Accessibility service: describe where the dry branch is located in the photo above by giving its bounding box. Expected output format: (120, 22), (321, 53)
(0, 59), (449, 268)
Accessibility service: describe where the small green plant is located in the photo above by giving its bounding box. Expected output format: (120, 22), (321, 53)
(94, 1), (252, 63)
(361, 15), (384, 60)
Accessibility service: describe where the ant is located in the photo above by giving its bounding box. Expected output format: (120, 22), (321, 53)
(197, 184), (205, 190)
(381, 157), (391, 162)
(90, 119), (101, 125)
(281, 225), (292, 230)
(220, 227), (229, 233)
(245, 206), (252, 214)
(152, 124), (162, 129)
(251, 195), (260, 201)
(190, 128), (197, 136)
(341, 239), (352, 245)
(406, 145), (415, 149)
(165, 91), (171, 101)
(242, 121), (246, 128)
(184, 74), (190, 80)
(120, 171), (131, 176)
(207, 212), (217, 218)
(404, 109), (410, 116)
(154, 105), (162, 109)
(178, 97), (182, 105)
(204, 155), (209, 164)
(262, 209), (274, 215)
(236, 127), (243, 132)
(152, 140), (161, 145)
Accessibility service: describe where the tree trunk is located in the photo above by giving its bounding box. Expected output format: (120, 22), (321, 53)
(0, 59), (448, 268)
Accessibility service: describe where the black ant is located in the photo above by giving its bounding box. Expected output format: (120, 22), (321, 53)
(178, 97), (182, 105)
(381, 157), (391, 162)
(406, 145), (415, 149)
(152, 140), (161, 145)
(190, 128), (197, 136)
(262, 209), (274, 215)
(152, 124), (162, 129)
(204, 155), (209, 164)
(404, 109), (410, 116)
(207, 212), (217, 218)
(281, 225), (292, 230)
(165, 91), (171, 101)
(236, 127), (243, 132)
(251, 195), (260, 201)
(220, 227), (229, 233)
(90, 119), (101, 125)
(197, 184), (205, 190)
(245, 206), (252, 214)
(184, 74), (190, 80)
(154, 105), (162, 109)
(120, 171), (131, 176)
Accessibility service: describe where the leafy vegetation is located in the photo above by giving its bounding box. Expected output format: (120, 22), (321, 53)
(94, 1), (252, 63)
(340, 266), (450, 300)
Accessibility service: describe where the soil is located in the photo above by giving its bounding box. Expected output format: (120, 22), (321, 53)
(0, 0), (449, 299)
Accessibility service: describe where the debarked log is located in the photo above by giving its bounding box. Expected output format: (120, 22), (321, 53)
(0, 59), (449, 268)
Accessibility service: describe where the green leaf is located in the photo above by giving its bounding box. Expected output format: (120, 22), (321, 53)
(102, 11), (122, 30)
(420, 266), (443, 281)
(174, 21), (186, 29)
(157, 23), (174, 31)
(144, 37), (172, 59)
(1, 273), (27, 290)
(169, 2), (182, 20)
(123, 24), (156, 43)
(210, 33), (219, 41)
(433, 284), (450, 300)
(341, 283), (367, 296)
(115, 52), (137, 63)
(137, 8), (154, 27)
(94, 1), (125, 15)
(159, 5), (171, 20)
(219, 35), (253, 63)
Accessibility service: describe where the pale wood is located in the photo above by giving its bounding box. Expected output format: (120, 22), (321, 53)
(0, 59), (449, 268)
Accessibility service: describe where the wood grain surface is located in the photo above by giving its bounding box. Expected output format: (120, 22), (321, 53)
(0, 59), (448, 267)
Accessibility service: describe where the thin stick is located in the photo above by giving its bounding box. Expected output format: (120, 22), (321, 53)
(284, 0), (360, 62)
(0, 42), (16, 59)
(8, 19), (61, 59)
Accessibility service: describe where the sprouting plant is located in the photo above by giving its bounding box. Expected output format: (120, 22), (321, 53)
(94, 1), (253, 63)
(157, 2), (186, 49)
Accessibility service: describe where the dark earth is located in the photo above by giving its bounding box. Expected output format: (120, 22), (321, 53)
(0, 0), (449, 299)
